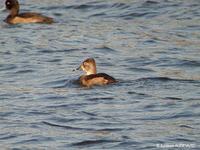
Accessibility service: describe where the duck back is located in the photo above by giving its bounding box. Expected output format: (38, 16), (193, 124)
(79, 73), (116, 87)
(6, 12), (54, 24)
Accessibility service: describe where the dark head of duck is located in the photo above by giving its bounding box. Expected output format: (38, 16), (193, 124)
(5, 0), (19, 16)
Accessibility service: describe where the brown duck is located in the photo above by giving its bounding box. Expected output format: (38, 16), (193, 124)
(5, 0), (54, 24)
(76, 58), (117, 87)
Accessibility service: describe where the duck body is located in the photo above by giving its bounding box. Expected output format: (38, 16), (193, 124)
(5, 0), (54, 24)
(5, 13), (54, 24)
(76, 58), (117, 87)
(79, 73), (116, 87)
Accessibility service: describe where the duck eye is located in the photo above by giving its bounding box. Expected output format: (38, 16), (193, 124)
(6, 1), (12, 9)
(83, 62), (87, 66)
(6, 1), (11, 5)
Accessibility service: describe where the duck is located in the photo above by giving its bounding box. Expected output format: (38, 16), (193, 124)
(5, 0), (54, 24)
(76, 58), (117, 87)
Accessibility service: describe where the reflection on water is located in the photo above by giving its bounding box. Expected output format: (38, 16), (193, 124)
(0, 0), (200, 149)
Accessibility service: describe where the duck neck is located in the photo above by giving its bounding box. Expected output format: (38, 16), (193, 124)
(9, 8), (19, 17)
(86, 68), (97, 75)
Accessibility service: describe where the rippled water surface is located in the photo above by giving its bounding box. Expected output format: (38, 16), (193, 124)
(0, 0), (200, 149)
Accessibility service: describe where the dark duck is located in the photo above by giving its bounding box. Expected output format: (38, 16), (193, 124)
(5, 0), (54, 24)
(76, 58), (117, 87)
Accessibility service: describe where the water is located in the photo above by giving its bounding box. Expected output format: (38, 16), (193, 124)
(0, 0), (200, 149)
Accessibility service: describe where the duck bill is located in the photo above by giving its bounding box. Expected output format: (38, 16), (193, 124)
(76, 65), (81, 70)
(73, 65), (81, 71)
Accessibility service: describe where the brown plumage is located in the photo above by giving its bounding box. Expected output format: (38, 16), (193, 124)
(5, 0), (54, 24)
(77, 58), (117, 87)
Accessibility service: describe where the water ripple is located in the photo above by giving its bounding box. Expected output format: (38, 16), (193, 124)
(71, 139), (120, 147)
(0, 0), (199, 149)
(43, 121), (92, 131)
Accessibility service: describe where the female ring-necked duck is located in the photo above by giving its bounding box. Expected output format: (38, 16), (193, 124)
(5, 0), (54, 24)
(76, 58), (117, 87)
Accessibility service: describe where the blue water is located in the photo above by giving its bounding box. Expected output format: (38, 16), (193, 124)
(0, 0), (200, 149)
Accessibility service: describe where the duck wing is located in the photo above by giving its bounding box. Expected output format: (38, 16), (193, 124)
(85, 73), (117, 83)
(18, 12), (54, 23)
(19, 12), (42, 18)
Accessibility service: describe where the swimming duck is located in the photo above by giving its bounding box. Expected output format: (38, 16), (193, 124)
(5, 0), (54, 24)
(76, 58), (117, 87)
